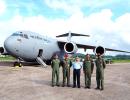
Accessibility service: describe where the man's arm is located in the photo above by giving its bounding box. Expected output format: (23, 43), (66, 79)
(83, 61), (85, 72)
(102, 59), (106, 69)
(91, 61), (94, 74)
(51, 60), (53, 68)
(69, 60), (72, 67)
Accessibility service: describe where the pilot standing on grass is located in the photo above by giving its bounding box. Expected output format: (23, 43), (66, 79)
(72, 57), (82, 88)
(62, 54), (72, 87)
(95, 53), (106, 90)
(51, 54), (60, 87)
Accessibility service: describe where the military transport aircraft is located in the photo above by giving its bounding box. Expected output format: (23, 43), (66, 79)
(0, 31), (130, 66)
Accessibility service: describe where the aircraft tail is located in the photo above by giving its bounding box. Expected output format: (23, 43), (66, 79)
(56, 31), (90, 41)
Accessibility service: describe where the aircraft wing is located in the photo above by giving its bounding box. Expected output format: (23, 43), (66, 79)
(57, 41), (130, 53)
(105, 48), (130, 53)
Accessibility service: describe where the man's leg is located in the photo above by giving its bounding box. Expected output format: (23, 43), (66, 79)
(100, 70), (104, 90)
(87, 72), (91, 88)
(73, 69), (76, 88)
(56, 69), (60, 86)
(62, 69), (66, 87)
(67, 69), (70, 87)
(77, 69), (81, 88)
(84, 71), (87, 88)
(96, 71), (100, 89)
(52, 70), (55, 86)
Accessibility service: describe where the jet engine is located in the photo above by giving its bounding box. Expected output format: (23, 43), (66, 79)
(0, 47), (8, 55)
(0, 47), (4, 54)
(64, 42), (78, 53)
(95, 46), (105, 55)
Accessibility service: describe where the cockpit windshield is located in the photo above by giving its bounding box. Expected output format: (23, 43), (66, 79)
(12, 32), (29, 39)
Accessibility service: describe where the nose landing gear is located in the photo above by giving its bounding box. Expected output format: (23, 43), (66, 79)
(13, 58), (23, 67)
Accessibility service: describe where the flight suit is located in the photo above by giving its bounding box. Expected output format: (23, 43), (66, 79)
(95, 57), (106, 90)
(91, 60), (94, 74)
(83, 60), (92, 88)
(62, 59), (72, 87)
(51, 58), (60, 86)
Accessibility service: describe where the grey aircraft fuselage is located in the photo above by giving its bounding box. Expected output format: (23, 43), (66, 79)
(4, 31), (61, 62)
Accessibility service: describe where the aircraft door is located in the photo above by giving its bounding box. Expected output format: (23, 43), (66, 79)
(38, 49), (43, 57)
(36, 49), (47, 67)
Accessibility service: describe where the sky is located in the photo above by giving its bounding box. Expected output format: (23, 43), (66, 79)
(0, 0), (130, 55)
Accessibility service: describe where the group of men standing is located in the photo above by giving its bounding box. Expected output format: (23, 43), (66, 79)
(51, 53), (106, 91)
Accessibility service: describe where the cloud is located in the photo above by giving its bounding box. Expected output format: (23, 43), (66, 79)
(115, 13), (130, 44)
(0, 0), (6, 15)
(0, 8), (130, 55)
(83, 0), (123, 8)
(44, 0), (82, 14)
(44, 0), (124, 15)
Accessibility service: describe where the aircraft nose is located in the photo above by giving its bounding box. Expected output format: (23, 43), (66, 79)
(4, 37), (15, 54)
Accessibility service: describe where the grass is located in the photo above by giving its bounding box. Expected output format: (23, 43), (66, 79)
(0, 56), (16, 61)
(0, 55), (130, 63)
(112, 59), (130, 63)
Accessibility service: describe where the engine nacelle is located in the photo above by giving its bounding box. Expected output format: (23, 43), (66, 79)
(0, 47), (8, 55)
(0, 47), (4, 54)
(64, 42), (78, 53)
(95, 46), (105, 55)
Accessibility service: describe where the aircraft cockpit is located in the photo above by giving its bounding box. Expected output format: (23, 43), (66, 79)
(12, 32), (29, 39)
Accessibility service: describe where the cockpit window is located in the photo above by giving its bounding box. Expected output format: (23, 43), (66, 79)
(12, 33), (20, 36)
(23, 34), (28, 39)
(12, 33), (29, 39)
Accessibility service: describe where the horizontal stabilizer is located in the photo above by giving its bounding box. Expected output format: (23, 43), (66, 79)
(56, 33), (90, 37)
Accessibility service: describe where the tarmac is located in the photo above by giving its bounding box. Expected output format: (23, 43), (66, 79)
(0, 62), (130, 100)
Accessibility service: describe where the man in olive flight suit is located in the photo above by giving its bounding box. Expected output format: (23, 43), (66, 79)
(95, 53), (106, 90)
(62, 54), (72, 87)
(51, 54), (60, 87)
(83, 54), (92, 89)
